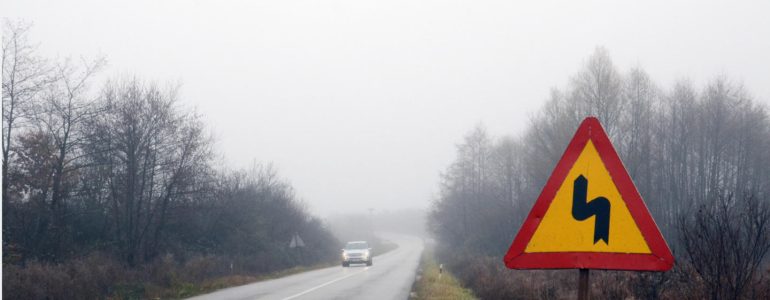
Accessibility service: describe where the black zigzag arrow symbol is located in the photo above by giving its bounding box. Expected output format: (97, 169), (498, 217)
(571, 175), (611, 244)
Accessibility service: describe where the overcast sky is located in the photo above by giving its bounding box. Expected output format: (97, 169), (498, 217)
(4, 0), (770, 217)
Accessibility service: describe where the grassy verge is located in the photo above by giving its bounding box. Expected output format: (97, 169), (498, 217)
(410, 246), (477, 300)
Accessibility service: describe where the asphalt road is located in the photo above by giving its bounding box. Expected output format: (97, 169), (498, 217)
(187, 234), (424, 300)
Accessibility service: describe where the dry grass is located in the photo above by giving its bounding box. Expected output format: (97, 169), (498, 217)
(411, 247), (477, 300)
(439, 251), (770, 300)
(3, 254), (336, 300)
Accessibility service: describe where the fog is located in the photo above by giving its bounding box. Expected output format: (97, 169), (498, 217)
(5, 0), (769, 217)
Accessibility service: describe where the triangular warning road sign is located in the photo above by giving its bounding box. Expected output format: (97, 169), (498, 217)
(504, 117), (673, 271)
(290, 233), (305, 248)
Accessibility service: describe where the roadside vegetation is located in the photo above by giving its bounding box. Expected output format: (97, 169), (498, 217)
(411, 245), (476, 300)
(2, 21), (340, 300)
(429, 48), (770, 299)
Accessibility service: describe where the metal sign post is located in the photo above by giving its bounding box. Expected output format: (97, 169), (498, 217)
(578, 269), (589, 300)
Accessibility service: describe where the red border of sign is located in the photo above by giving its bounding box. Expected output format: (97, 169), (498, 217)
(503, 117), (674, 271)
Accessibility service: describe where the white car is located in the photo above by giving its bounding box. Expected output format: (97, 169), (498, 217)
(341, 241), (372, 267)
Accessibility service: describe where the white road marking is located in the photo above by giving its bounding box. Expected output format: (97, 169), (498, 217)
(280, 268), (369, 300)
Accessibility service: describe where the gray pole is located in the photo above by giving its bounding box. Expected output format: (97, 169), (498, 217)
(578, 269), (589, 300)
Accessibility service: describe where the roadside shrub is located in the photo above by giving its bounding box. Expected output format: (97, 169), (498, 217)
(439, 248), (770, 300)
(678, 194), (770, 300)
(178, 255), (229, 283)
(3, 250), (338, 299)
(3, 253), (125, 300)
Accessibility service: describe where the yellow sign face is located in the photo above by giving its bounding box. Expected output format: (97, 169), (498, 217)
(525, 141), (651, 254)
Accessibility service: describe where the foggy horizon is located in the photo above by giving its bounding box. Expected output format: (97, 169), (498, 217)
(6, 0), (769, 218)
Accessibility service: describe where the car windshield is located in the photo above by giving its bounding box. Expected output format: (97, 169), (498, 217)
(344, 242), (368, 250)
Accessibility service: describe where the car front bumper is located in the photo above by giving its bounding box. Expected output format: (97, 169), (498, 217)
(343, 256), (370, 263)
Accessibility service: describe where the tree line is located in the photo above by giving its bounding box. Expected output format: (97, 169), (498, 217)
(429, 48), (770, 299)
(2, 21), (339, 297)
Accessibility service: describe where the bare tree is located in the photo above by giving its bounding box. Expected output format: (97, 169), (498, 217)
(91, 77), (212, 264)
(569, 47), (624, 136)
(32, 57), (105, 256)
(656, 80), (698, 232)
(679, 194), (770, 300)
(2, 21), (52, 214)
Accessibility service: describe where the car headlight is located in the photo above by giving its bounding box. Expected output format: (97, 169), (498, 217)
(342, 252), (348, 259)
(363, 251), (369, 258)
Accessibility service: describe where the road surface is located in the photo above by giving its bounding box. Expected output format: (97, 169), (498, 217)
(188, 234), (424, 300)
